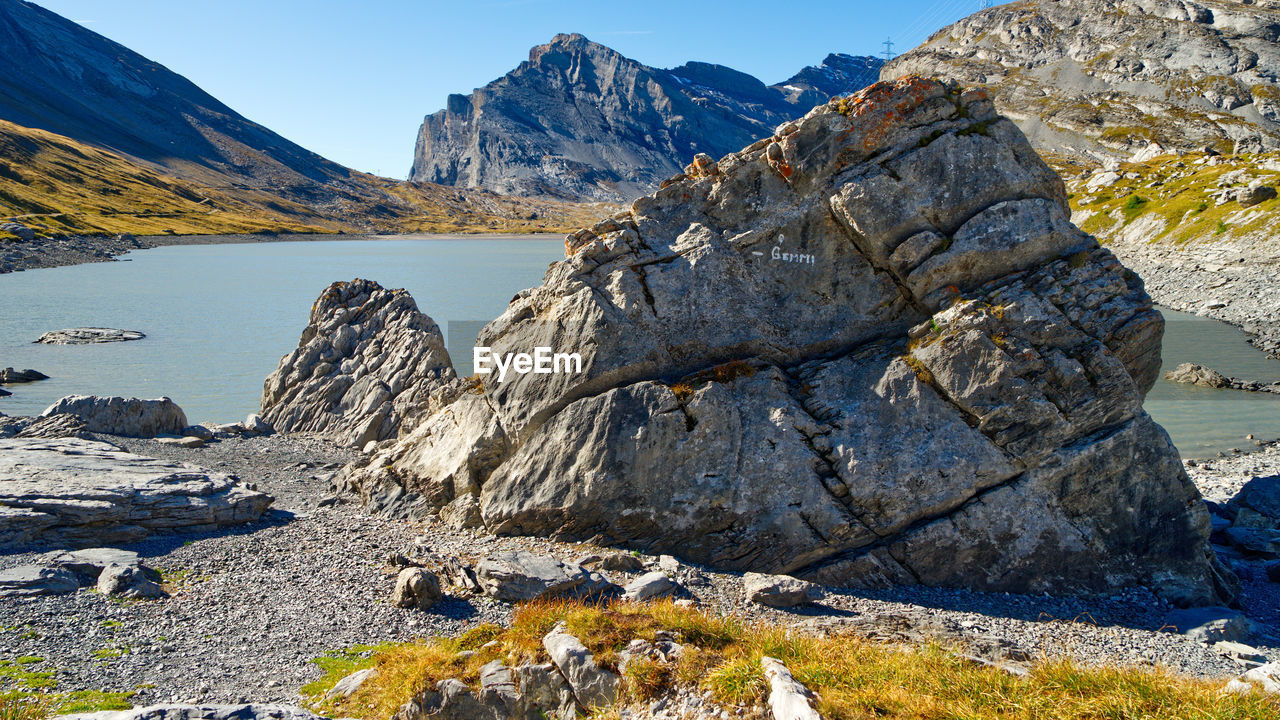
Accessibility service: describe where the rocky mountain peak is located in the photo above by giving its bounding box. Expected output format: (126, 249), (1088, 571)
(409, 35), (883, 200)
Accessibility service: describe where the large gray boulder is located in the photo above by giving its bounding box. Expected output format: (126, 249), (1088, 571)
(0, 437), (272, 549)
(339, 77), (1231, 605)
(261, 279), (458, 447)
(41, 395), (186, 437)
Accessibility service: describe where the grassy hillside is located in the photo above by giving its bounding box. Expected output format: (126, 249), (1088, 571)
(1056, 152), (1280, 248)
(0, 118), (339, 238)
(0, 118), (612, 242)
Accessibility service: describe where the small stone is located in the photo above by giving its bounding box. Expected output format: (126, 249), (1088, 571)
(390, 567), (443, 611)
(600, 552), (644, 572)
(97, 563), (164, 599)
(743, 572), (825, 608)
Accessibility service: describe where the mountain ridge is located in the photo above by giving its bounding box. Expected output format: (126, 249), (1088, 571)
(410, 33), (883, 201)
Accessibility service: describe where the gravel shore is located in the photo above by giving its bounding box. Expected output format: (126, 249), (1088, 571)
(1110, 242), (1280, 359)
(2, 433), (1278, 706)
(0, 234), (362, 275)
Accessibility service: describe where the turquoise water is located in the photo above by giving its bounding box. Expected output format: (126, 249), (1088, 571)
(0, 237), (1276, 457)
(0, 235), (563, 424)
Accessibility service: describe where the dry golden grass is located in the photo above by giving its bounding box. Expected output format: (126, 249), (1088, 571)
(302, 599), (1280, 720)
(0, 117), (615, 240)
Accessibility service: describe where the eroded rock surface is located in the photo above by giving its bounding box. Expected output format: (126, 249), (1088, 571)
(41, 395), (187, 438)
(35, 328), (144, 344)
(0, 437), (272, 549)
(261, 279), (457, 447)
(340, 77), (1230, 605)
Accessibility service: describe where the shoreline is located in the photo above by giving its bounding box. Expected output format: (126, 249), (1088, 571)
(0, 230), (565, 276)
(0, 431), (1275, 706)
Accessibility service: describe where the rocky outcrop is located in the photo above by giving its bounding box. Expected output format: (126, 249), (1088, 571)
(342, 77), (1231, 605)
(41, 395), (187, 437)
(410, 33), (881, 201)
(883, 0), (1280, 158)
(0, 413), (92, 440)
(261, 279), (458, 447)
(0, 367), (48, 383)
(0, 437), (272, 548)
(1165, 362), (1280, 393)
(35, 328), (144, 344)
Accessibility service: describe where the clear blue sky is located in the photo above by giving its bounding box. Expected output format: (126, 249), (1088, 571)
(30, 0), (982, 179)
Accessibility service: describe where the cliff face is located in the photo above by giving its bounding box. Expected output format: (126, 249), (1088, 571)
(410, 34), (882, 201)
(883, 0), (1280, 159)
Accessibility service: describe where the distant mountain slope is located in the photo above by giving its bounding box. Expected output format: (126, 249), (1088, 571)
(0, 0), (367, 206)
(883, 0), (1280, 159)
(0, 0), (612, 238)
(0, 117), (611, 239)
(410, 34), (882, 200)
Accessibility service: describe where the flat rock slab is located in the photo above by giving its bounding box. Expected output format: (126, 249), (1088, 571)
(35, 328), (145, 344)
(0, 564), (78, 596)
(475, 550), (616, 602)
(0, 437), (273, 549)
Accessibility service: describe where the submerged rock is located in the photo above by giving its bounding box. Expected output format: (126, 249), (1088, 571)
(41, 395), (187, 437)
(337, 77), (1231, 605)
(0, 367), (48, 384)
(261, 279), (458, 447)
(0, 437), (272, 549)
(35, 327), (144, 344)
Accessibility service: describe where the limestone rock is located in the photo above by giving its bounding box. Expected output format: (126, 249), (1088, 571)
(391, 567), (443, 610)
(0, 565), (78, 597)
(600, 552), (644, 572)
(743, 572), (825, 608)
(42, 547), (144, 583)
(1166, 607), (1259, 645)
(97, 562), (163, 599)
(1237, 184), (1277, 207)
(157, 435), (204, 448)
(1, 413), (93, 440)
(1242, 662), (1280, 694)
(542, 624), (620, 710)
(55, 705), (330, 720)
(342, 77), (1229, 605)
(243, 414), (273, 436)
(41, 395), (187, 437)
(261, 279), (457, 447)
(622, 571), (676, 603)
(35, 328), (144, 344)
(326, 668), (377, 700)
(761, 656), (821, 720)
(0, 437), (272, 549)
(1, 221), (34, 242)
(1165, 363), (1231, 389)
(474, 551), (616, 602)
(0, 367), (48, 383)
